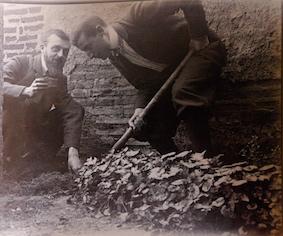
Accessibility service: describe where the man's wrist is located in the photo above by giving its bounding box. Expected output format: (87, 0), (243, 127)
(21, 86), (31, 97)
(68, 146), (79, 155)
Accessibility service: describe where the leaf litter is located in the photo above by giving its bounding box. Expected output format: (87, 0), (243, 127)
(70, 148), (282, 234)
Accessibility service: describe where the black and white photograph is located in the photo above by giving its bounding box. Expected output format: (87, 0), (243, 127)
(0, 0), (282, 235)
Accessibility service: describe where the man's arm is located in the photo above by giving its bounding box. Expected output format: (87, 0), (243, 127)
(120, 0), (208, 40)
(4, 56), (50, 98)
(56, 77), (84, 172)
(3, 56), (29, 97)
(122, 0), (209, 106)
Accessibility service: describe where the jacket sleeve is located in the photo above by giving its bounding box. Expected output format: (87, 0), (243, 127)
(3, 56), (29, 98)
(56, 76), (85, 149)
(120, 0), (208, 39)
(135, 88), (155, 108)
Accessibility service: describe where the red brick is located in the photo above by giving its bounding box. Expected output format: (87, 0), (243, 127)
(28, 6), (41, 14)
(8, 18), (20, 23)
(6, 52), (18, 58)
(18, 34), (38, 41)
(19, 26), (23, 34)
(4, 27), (16, 34)
(4, 8), (28, 16)
(4, 44), (24, 50)
(5, 36), (17, 43)
(26, 43), (37, 49)
(21, 15), (44, 23)
(26, 42), (37, 49)
(24, 23), (44, 32)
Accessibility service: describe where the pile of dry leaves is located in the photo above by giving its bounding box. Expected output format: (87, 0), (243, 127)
(71, 148), (282, 235)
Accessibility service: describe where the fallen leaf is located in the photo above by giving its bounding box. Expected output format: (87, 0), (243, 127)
(202, 179), (213, 192)
(139, 204), (150, 211)
(142, 188), (149, 194)
(222, 161), (248, 169)
(245, 175), (257, 182)
(119, 212), (129, 222)
(214, 176), (230, 187)
(162, 166), (182, 178)
(188, 184), (200, 199)
(257, 223), (267, 229)
(259, 164), (276, 171)
(125, 150), (140, 157)
(238, 226), (248, 236)
(148, 167), (165, 179)
(97, 161), (111, 172)
(258, 175), (270, 181)
(85, 157), (98, 166)
(231, 179), (247, 187)
(246, 203), (257, 210)
(191, 152), (205, 161)
(200, 165), (210, 170)
(243, 165), (258, 172)
(161, 152), (176, 160)
(194, 203), (212, 211)
(175, 151), (191, 158)
(180, 161), (198, 169)
(171, 179), (185, 185)
(84, 169), (93, 178)
(212, 197), (225, 207)
(168, 184), (180, 192)
(240, 194), (249, 202)
(103, 208), (111, 216)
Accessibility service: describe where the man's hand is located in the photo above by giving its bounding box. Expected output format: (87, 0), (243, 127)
(189, 35), (209, 52)
(128, 108), (145, 131)
(22, 78), (49, 97)
(22, 77), (58, 97)
(68, 147), (82, 173)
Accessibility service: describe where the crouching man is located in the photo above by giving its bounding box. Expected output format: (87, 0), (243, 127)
(72, 0), (226, 156)
(3, 29), (84, 174)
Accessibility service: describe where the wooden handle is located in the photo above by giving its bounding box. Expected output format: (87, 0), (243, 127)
(110, 50), (195, 153)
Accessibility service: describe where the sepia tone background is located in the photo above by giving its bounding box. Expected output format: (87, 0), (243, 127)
(0, 0), (281, 160)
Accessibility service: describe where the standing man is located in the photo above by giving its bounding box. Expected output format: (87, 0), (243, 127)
(73, 0), (226, 156)
(3, 29), (84, 173)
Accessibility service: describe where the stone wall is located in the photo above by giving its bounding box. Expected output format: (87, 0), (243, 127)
(2, 1), (281, 157)
(203, 0), (281, 158)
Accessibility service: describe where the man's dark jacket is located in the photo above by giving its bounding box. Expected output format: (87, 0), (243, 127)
(3, 54), (84, 155)
(111, 0), (226, 108)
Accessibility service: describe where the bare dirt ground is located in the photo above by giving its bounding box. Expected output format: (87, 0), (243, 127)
(0, 171), (142, 236)
(0, 171), (236, 236)
(0, 135), (280, 236)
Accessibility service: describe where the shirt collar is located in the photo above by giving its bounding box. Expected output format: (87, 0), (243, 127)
(41, 52), (48, 74)
(109, 27), (124, 58)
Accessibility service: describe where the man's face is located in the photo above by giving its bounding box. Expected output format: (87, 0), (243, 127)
(42, 34), (70, 71)
(77, 32), (111, 60)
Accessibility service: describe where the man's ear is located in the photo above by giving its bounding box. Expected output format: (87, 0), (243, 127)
(39, 44), (45, 52)
(96, 25), (104, 35)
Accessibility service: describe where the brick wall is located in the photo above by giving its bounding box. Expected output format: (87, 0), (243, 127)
(0, 4), (3, 175)
(2, 1), (281, 157)
(41, 3), (136, 155)
(3, 4), (43, 62)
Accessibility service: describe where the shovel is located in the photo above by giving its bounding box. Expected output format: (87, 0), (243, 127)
(110, 50), (195, 154)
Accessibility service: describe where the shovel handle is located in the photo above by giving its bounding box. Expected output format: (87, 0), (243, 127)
(110, 127), (133, 154)
(110, 50), (195, 153)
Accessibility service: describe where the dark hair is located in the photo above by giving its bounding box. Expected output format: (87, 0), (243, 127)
(40, 29), (70, 45)
(72, 16), (107, 47)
